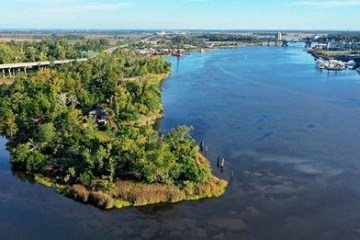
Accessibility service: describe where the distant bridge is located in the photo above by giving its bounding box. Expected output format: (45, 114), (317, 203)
(0, 58), (88, 78)
(0, 45), (126, 79)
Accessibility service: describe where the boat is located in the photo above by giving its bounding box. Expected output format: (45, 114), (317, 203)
(172, 35), (184, 57)
(345, 60), (357, 69)
(326, 60), (346, 71)
(282, 40), (289, 47)
(172, 49), (184, 57)
(316, 58), (325, 69)
(316, 59), (346, 71)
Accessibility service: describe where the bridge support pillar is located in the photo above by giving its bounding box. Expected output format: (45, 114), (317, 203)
(8, 69), (12, 78)
(24, 68), (27, 74)
(2, 69), (5, 78)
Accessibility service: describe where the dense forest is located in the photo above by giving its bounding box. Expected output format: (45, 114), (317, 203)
(0, 37), (110, 64)
(0, 47), (226, 208)
(316, 33), (360, 43)
(205, 34), (260, 42)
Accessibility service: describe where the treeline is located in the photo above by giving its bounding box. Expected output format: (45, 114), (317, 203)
(0, 38), (110, 64)
(170, 35), (203, 46)
(0, 50), (211, 188)
(204, 34), (259, 42)
(317, 33), (360, 43)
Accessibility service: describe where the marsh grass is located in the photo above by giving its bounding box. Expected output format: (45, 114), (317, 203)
(62, 153), (227, 209)
(114, 176), (227, 207)
(89, 191), (114, 209)
(34, 152), (227, 209)
(126, 109), (163, 127)
(64, 175), (227, 209)
(34, 175), (52, 187)
(67, 184), (90, 203)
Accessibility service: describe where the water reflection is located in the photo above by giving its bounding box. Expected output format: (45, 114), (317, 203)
(11, 171), (36, 184)
(175, 56), (181, 73)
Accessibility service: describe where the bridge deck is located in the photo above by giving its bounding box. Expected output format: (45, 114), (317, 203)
(0, 58), (88, 70)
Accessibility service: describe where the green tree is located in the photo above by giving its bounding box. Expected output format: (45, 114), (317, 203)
(36, 123), (57, 148)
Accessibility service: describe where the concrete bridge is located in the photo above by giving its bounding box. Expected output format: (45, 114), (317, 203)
(0, 58), (88, 78)
(0, 44), (127, 79)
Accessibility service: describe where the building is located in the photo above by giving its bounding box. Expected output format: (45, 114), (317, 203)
(89, 108), (108, 126)
(156, 31), (167, 36)
(205, 43), (215, 48)
(313, 43), (329, 50)
(275, 32), (282, 42)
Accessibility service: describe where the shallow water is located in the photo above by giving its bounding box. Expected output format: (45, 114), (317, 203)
(2, 44), (360, 240)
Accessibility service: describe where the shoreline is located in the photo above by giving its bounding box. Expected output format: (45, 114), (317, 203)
(307, 49), (360, 71)
(154, 41), (279, 57)
(34, 154), (227, 210)
(308, 49), (360, 60)
(2, 65), (228, 210)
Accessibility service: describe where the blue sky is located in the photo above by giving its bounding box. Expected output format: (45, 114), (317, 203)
(0, 0), (359, 30)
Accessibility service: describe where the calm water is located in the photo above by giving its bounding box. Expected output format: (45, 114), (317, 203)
(2, 44), (360, 240)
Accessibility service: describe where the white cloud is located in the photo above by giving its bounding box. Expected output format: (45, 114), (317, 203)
(292, 0), (360, 8)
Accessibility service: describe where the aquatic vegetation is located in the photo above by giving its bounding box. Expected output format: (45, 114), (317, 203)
(89, 191), (114, 209)
(63, 174), (227, 209)
(67, 184), (90, 203)
(34, 175), (52, 188)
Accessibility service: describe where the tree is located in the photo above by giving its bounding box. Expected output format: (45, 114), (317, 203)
(36, 123), (57, 148)
(0, 47), (209, 188)
(11, 144), (47, 172)
(0, 44), (14, 63)
(2, 109), (18, 137)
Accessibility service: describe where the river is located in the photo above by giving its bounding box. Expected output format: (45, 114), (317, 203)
(1, 44), (360, 240)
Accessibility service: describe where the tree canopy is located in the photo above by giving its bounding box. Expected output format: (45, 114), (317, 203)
(0, 49), (211, 187)
(0, 37), (110, 64)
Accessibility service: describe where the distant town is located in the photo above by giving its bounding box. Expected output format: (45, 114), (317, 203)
(1, 30), (360, 81)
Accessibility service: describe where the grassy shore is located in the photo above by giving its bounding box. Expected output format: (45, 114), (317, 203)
(66, 176), (227, 209)
(29, 70), (228, 209)
(34, 154), (228, 209)
(308, 49), (360, 60)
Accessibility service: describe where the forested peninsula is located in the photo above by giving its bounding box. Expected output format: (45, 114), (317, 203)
(0, 47), (227, 209)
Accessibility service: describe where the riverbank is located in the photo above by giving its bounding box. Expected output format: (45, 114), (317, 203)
(1, 57), (228, 210)
(34, 154), (227, 209)
(308, 49), (360, 60)
(307, 49), (360, 71)
(2, 41), (360, 240)
(142, 41), (274, 57)
(123, 72), (169, 127)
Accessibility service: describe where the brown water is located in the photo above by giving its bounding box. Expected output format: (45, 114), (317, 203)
(2, 44), (360, 240)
